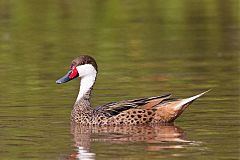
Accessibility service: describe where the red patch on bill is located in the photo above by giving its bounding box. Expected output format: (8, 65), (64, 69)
(69, 66), (78, 78)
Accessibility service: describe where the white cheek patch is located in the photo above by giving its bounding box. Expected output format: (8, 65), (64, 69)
(76, 64), (97, 101)
(76, 64), (97, 77)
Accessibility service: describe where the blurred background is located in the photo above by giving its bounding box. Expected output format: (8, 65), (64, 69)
(0, 0), (239, 159)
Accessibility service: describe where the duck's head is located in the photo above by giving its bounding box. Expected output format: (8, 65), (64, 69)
(56, 55), (98, 84)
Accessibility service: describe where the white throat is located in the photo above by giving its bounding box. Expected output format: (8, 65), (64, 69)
(76, 64), (97, 102)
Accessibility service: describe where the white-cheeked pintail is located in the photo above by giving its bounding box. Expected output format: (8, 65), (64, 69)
(56, 55), (209, 125)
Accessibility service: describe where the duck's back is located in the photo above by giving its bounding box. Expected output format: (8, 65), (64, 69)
(93, 94), (173, 125)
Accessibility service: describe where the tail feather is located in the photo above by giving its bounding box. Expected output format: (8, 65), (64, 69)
(153, 90), (210, 123)
(173, 90), (210, 111)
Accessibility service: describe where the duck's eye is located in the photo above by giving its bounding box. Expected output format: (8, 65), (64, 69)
(70, 64), (74, 69)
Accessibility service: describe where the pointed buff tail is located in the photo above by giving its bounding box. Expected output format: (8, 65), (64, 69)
(154, 90), (210, 123)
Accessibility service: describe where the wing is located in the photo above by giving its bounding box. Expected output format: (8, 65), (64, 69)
(95, 93), (171, 117)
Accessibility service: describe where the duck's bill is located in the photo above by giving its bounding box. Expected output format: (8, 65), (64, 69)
(56, 67), (79, 84)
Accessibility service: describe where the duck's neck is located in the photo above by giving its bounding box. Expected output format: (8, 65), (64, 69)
(76, 74), (96, 103)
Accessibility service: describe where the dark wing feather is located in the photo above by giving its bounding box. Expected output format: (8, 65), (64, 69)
(95, 93), (171, 117)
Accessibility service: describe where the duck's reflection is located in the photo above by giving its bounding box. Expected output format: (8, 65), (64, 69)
(69, 124), (193, 160)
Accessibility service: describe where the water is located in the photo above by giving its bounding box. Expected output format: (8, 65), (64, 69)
(0, 0), (239, 159)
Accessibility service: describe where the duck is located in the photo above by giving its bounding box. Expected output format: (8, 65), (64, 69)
(56, 55), (209, 125)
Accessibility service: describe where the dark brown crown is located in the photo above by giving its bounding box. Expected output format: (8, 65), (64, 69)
(71, 55), (98, 71)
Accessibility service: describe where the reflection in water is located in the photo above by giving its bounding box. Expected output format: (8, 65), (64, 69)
(69, 124), (198, 160)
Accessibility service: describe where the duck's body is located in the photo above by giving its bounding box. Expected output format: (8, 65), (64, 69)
(56, 55), (208, 126)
